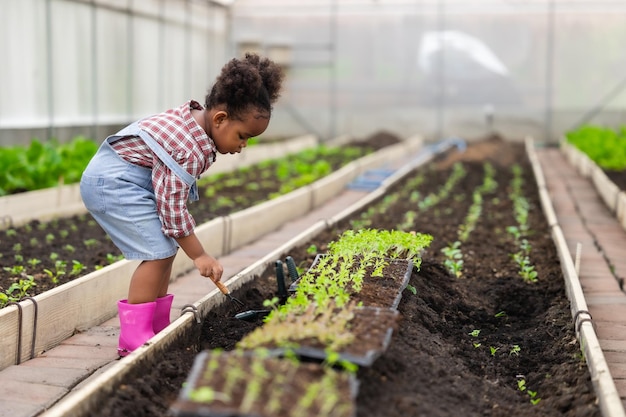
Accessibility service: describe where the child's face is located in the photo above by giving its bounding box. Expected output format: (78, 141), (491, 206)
(212, 111), (270, 154)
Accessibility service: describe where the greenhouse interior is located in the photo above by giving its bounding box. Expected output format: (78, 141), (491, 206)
(1, 1), (626, 417)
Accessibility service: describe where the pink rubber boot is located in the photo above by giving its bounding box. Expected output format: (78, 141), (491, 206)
(117, 300), (156, 357)
(153, 294), (174, 333)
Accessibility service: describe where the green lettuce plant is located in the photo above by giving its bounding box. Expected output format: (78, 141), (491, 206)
(0, 137), (98, 196)
(566, 125), (626, 170)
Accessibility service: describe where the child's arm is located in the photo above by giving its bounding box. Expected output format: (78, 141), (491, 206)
(175, 233), (224, 282)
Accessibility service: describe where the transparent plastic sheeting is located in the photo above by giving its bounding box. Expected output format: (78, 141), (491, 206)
(0, 0), (228, 145)
(230, 0), (626, 142)
(3, 0), (626, 145)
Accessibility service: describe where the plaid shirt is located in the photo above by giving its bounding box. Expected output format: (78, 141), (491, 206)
(111, 100), (216, 238)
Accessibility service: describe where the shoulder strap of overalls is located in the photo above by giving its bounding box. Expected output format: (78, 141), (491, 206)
(112, 121), (199, 202)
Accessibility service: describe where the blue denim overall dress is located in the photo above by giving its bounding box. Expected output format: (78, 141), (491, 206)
(80, 122), (199, 260)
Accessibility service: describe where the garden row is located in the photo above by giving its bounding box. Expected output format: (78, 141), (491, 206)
(46, 136), (610, 417)
(0, 136), (372, 307)
(0, 133), (422, 373)
(0, 134), (318, 228)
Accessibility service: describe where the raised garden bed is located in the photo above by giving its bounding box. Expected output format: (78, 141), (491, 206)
(560, 140), (626, 231)
(0, 132), (403, 305)
(90, 135), (601, 417)
(0, 135), (319, 228)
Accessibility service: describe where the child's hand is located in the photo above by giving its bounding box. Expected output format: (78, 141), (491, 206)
(194, 253), (224, 282)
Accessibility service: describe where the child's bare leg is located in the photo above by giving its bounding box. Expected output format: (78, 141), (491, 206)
(127, 256), (176, 304)
(157, 261), (173, 298)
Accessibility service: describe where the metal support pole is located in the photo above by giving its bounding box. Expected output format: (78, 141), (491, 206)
(157, 0), (165, 109)
(329, 0), (338, 141)
(184, 0), (192, 99)
(91, 0), (99, 141)
(45, 0), (54, 141)
(545, 0), (555, 144)
(435, 0), (445, 141)
(126, 0), (134, 120)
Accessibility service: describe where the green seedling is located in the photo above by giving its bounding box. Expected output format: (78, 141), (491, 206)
(106, 253), (124, 264)
(83, 238), (99, 248)
(27, 258), (41, 267)
(324, 349), (358, 374)
(517, 377), (541, 405)
(468, 329), (481, 338)
(262, 296), (280, 310)
(7, 274), (36, 299)
(4, 265), (25, 276)
(0, 292), (10, 307)
(512, 253), (538, 283)
(442, 241), (463, 277)
(520, 239), (532, 255)
(44, 268), (64, 284)
(188, 387), (230, 403)
(70, 260), (86, 276)
(506, 225), (521, 242)
(468, 330), (482, 348)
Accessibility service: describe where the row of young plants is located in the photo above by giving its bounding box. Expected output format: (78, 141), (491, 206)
(440, 162), (496, 277)
(173, 229), (432, 417)
(0, 143), (378, 308)
(565, 125), (626, 171)
(506, 164), (538, 283)
(329, 158), (554, 409)
(433, 162), (538, 284)
(198, 145), (366, 206)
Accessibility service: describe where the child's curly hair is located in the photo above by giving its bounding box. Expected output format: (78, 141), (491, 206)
(205, 53), (284, 120)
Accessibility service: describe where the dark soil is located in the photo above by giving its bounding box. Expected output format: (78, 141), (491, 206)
(605, 169), (626, 192)
(94, 136), (601, 417)
(0, 132), (400, 303)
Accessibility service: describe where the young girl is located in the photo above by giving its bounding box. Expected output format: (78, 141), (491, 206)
(80, 53), (284, 356)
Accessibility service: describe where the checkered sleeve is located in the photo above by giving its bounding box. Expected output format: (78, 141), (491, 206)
(153, 160), (196, 238)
